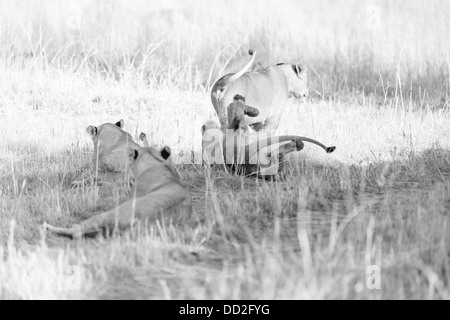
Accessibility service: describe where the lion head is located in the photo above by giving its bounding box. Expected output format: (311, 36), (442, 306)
(276, 62), (309, 99)
(85, 119), (141, 182)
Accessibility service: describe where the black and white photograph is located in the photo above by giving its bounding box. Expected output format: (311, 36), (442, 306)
(0, 0), (449, 302)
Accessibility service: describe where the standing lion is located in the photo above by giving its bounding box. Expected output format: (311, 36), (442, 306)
(211, 50), (309, 131)
(45, 146), (192, 238)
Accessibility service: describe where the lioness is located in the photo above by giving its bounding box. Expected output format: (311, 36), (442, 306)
(77, 119), (146, 185)
(45, 146), (191, 238)
(202, 100), (335, 179)
(211, 50), (309, 131)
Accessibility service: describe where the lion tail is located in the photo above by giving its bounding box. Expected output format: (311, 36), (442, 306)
(215, 50), (255, 88)
(43, 222), (83, 239)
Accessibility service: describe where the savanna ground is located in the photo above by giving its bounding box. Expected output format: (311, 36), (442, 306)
(0, 0), (450, 299)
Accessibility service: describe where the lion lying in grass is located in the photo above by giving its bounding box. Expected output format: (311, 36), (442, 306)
(202, 95), (336, 179)
(211, 50), (309, 131)
(73, 119), (149, 185)
(45, 146), (192, 238)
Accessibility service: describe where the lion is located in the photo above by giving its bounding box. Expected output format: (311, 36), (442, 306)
(211, 50), (309, 131)
(74, 119), (148, 185)
(44, 146), (192, 238)
(202, 99), (335, 179)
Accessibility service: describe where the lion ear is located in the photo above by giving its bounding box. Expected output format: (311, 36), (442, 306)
(115, 119), (124, 128)
(160, 146), (171, 160)
(293, 63), (306, 75)
(86, 126), (97, 137)
(128, 147), (139, 161)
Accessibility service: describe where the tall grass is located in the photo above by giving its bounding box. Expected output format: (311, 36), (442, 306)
(1, 0), (449, 102)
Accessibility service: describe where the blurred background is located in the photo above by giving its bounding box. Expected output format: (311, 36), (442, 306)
(0, 0), (449, 104)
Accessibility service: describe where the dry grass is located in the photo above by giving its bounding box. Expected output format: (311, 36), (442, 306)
(0, 0), (450, 300)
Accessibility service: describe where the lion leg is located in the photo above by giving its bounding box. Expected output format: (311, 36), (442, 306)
(44, 193), (187, 238)
(218, 100), (230, 130)
(44, 209), (123, 239)
(139, 132), (149, 147)
(44, 223), (83, 238)
(243, 105), (259, 117)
